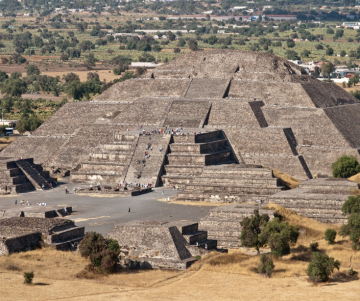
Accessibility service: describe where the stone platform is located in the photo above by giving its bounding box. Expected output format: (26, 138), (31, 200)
(266, 178), (359, 224)
(106, 220), (221, 270)
(199, 204), (274, 248)
(0, 216), (84, 255)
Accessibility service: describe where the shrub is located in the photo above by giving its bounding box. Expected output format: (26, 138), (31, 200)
(310, 242), (319, 252)
(79, 232), (120, 274)
(307, 252), (340, 283)
(339, 213), (360, 249)
(23, 272), (34, 284)
(325, 229), (337, 244)
(259, 218), (299, 257)
(240, 209), (270, 254)
(258, 254), (274, 277)
(342, 195), (360, 215)
(331, 156), (360, 178)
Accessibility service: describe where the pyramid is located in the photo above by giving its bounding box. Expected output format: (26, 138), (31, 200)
(2, 50), (360, 182)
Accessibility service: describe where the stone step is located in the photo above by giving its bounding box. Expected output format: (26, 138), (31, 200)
(193, 239), (217, 250)
(51, 236), (84, 251)
(176, 192), (268, 203)
(215, 239), (242, 249)
(191, 176), (280, 186)
(172, 130), (223, 144)
(201, 166), (272, 177)
(182, 231), (208, 244)
(162, 175), (191, 187)
(184, 184), (282, 195)
(102, 143), (134, 151)
(205, 230), (242, 238)
(170, 139), (228, 154)
(47, 226), (85, 244)
(167, 150), (233, 166)
(164, 165), (204, 176)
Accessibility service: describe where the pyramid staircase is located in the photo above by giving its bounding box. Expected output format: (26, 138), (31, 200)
(71, 134), (138, 184)
(161, 130), (285, 203)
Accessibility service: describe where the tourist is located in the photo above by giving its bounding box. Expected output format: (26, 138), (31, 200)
(128, 207), (131, 213)
(15, 200), (17, 205)
(64, 207), (67, 214)
(205, 244), (208, 250)
(42, 184), (45, 190)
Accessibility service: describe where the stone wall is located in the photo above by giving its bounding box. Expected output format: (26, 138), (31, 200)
(1, 232), (42, 256)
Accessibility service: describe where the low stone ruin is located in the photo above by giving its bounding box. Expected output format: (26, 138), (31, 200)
(74, 185), (152, 196)
(0, 157), (54, 194)
(266, 178), (359, 224)
(0, 216), (84, 256)
(106, 220), (221, 270)
(199, 204), (274, 248)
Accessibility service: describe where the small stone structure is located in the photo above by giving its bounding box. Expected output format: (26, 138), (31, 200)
(0, 157), (53, 194)
(0, 216), (84, 255)
(106, 220), (219, 270)
(199, 204), (274, 248)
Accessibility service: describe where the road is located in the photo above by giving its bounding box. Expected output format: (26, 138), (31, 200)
(0, 179), (216, 235)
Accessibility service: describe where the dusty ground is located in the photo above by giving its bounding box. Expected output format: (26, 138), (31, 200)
(1, 205), (359, 300)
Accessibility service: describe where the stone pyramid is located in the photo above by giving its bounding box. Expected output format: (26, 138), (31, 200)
(2, 50), (360, 181)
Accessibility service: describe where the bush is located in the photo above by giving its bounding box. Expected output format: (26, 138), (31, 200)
(339, 213), (360, 249)
(79, 232), (120, 274)
(325, 229), (337, 244)
(310, 242), (319, 252)
(342, 195), (360, 215)
(258, 254), (274, 277)
(259, 218), (299, 257)
(23, 272), (34, 284)
(240, 209), (270, 254)
(307, 252), (340, 283)
(331, 156), (360, 178)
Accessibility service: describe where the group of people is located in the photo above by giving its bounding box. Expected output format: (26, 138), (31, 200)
(15, 200), (31, 206)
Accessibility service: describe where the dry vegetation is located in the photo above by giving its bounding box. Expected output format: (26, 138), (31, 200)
(0, 136), (16, 151)
(1, 206), (360, 300)
(270, 168), (301, 189)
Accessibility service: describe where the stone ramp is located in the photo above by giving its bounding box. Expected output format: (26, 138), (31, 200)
(184, 78), (230, 99)
(163, 99), (211, 128)
(15, 159), (50, 190)
(125, 134), (171, 186)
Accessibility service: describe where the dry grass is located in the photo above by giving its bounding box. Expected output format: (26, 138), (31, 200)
(0, 136), (16, 150)
(348, 173), (360, 184)
(270, 168), (301, 189)
(1, 206), (360, 300)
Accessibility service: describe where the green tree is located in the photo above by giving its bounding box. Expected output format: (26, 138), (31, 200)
(25, 64), (40, 76)
(0, 69), (8, 82)
(259, 218), (299, 257)
(285, 50), (300, 60)
(208, 35), (218, 45)
(258, 254), (274, 277)
(307, 252), (340, 283)
(301, 49), (311, 58)
(79, 232), (120, 273)
(331, 155), (360, 178)
(177, 38), (186, 47)
(340, 50), (346, 57)
(321, 62), (334, 78)
(339, 213), (360, 249)
(325, 229), (337, 244)
(1, 79), (27, 97)
(188, 39), (198, 51)
(84, 53), (97, 70)
(62, 72), (80, 84)
(342, 195), (360, 215)
(240, 209), (270, 254)
(23, 272), (34, 284)
(286, 39), (295, 48)
(326, 47), (334, 56)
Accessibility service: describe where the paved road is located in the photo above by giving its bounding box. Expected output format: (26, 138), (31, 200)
(0, 180), (216, 235)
